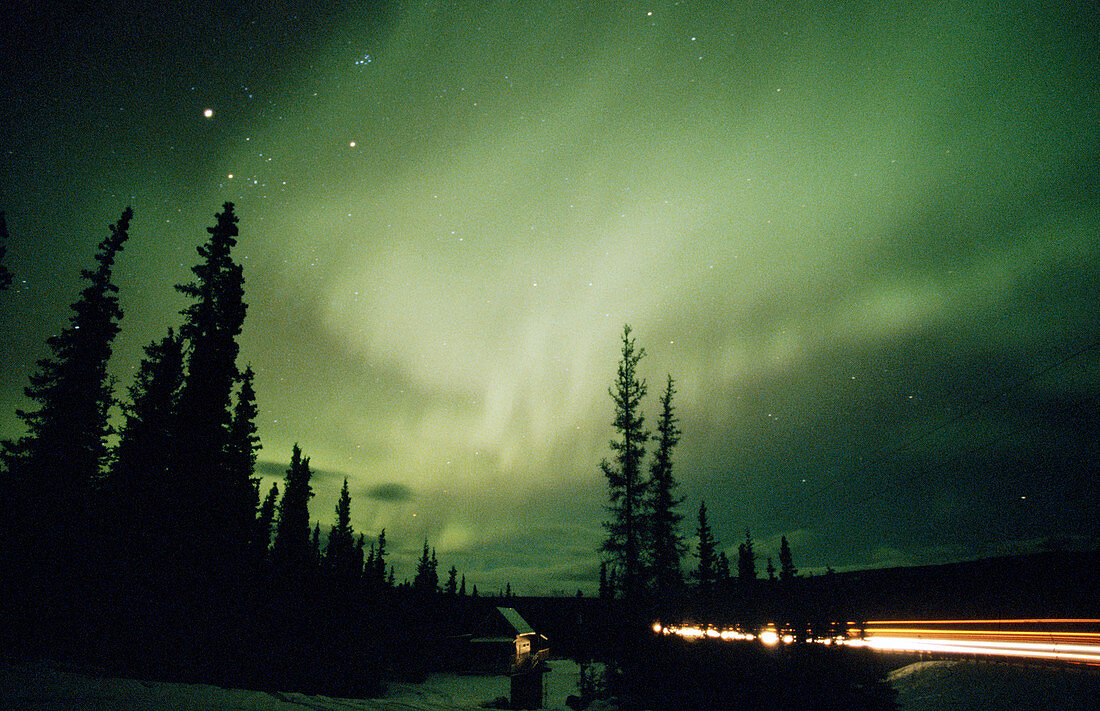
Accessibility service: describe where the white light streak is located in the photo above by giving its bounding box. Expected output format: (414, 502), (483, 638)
(653, 619), (1100, 666)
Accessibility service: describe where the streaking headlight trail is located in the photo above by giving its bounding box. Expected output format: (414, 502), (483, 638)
(654, 619), (1100, 666)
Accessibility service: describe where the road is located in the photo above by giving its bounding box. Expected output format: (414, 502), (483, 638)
(655, 618), (1100, 666)
(847, 618), (1100, 666)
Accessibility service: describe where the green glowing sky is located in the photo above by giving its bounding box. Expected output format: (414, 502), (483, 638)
(2, 0), (1098, 593)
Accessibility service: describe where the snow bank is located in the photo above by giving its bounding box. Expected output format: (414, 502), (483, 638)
(0, 659), (583, 711)
(889, 660), (1100, 711)
(14, 656), (1097, 711)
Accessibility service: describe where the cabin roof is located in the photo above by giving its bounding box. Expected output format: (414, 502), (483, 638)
(470, 606), (539, 642)
(497, 607), (535, 636)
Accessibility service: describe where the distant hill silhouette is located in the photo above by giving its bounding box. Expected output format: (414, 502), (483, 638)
(818, 549), (1100, 620)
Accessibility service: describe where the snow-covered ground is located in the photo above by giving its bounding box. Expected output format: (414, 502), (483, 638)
(5, 657), (1099, 710)
(0, 658), (581, 711)
(890, 660), (1100, 711)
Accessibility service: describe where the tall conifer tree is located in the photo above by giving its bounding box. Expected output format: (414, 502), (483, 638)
(310, 522), (322, 568)
(0, 207), (131, 646)
(601, 325), (649, 602)
(737, 530), (757, 582)
(105, 330), (184, 569)
(101, 331), (183, 661)
(325, 478), (357, 585)
(172, 202), (248, 570)
(372, 528), (388, 588)
(353, 533), (366, 579)
(413, 540), (441, 595)
(256, 482), (279, 556)
(3, 208), (132, 502)
(716, 551), (731, 585)
(779, 535), (797, 584)
(429, 548), (439, 592)
(413, 540), (431, 593)
(693, 500), (718, 598)
(271, 444), (314, 577)
(228, 365), (261, 561)
(645, 374), (685, 596)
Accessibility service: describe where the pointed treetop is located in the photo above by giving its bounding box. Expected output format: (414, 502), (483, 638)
(779, 535), (797, 583)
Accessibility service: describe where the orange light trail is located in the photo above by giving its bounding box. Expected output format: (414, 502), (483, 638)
(844, 635), (1100, 664)
(653, 619), (1100, 666)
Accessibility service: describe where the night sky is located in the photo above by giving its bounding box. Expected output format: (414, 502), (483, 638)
(2, 0), (1098, 595)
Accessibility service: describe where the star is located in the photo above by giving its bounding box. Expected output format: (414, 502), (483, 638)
(203, 108), (214, 118)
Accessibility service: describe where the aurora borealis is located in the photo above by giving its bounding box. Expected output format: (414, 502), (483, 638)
(2, 0), (1098, 594)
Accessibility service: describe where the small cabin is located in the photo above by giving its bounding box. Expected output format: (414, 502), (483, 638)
(465, 606), (550, 673)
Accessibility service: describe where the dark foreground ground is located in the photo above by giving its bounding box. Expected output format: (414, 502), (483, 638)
(4, 656), (1100, 710)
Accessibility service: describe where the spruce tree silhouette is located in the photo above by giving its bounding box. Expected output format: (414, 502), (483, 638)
(413, 540), (436, 596)
(694, 500), (718, 599)
(737, 529), (757, 581)
(364, 543), (376, 586)
(228, 365), (262, 565)
(1, 207), (131, 655)
(445, 565), (458, 596)
(737, 530), (759, 628)
(601, 324), (649, 604)
(779, 535), (798, 584)
(172, 202), (248, 577)
(314, 479), (376, 695)
(353, 533), (366, 583)
(161, 202), (250, 677)
(271, 444), (315, 579)
(324, 478), (357, 586)
(266, 444), (317, 692)
(429, 547), (439, 592)
(108, 330), (185, 546)
(257, 481), (279, 556)
(370, 528), (388, 590)
(311, 522), (322, 568)
(646, 374), (686, 603)
(101, 329), (185, 666)
(717, 551), (731, 585)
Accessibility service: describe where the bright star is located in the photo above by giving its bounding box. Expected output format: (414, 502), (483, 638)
(203, 108), (213, 118)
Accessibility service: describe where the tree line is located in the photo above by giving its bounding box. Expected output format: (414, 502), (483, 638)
(0, 205), (481, 695)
